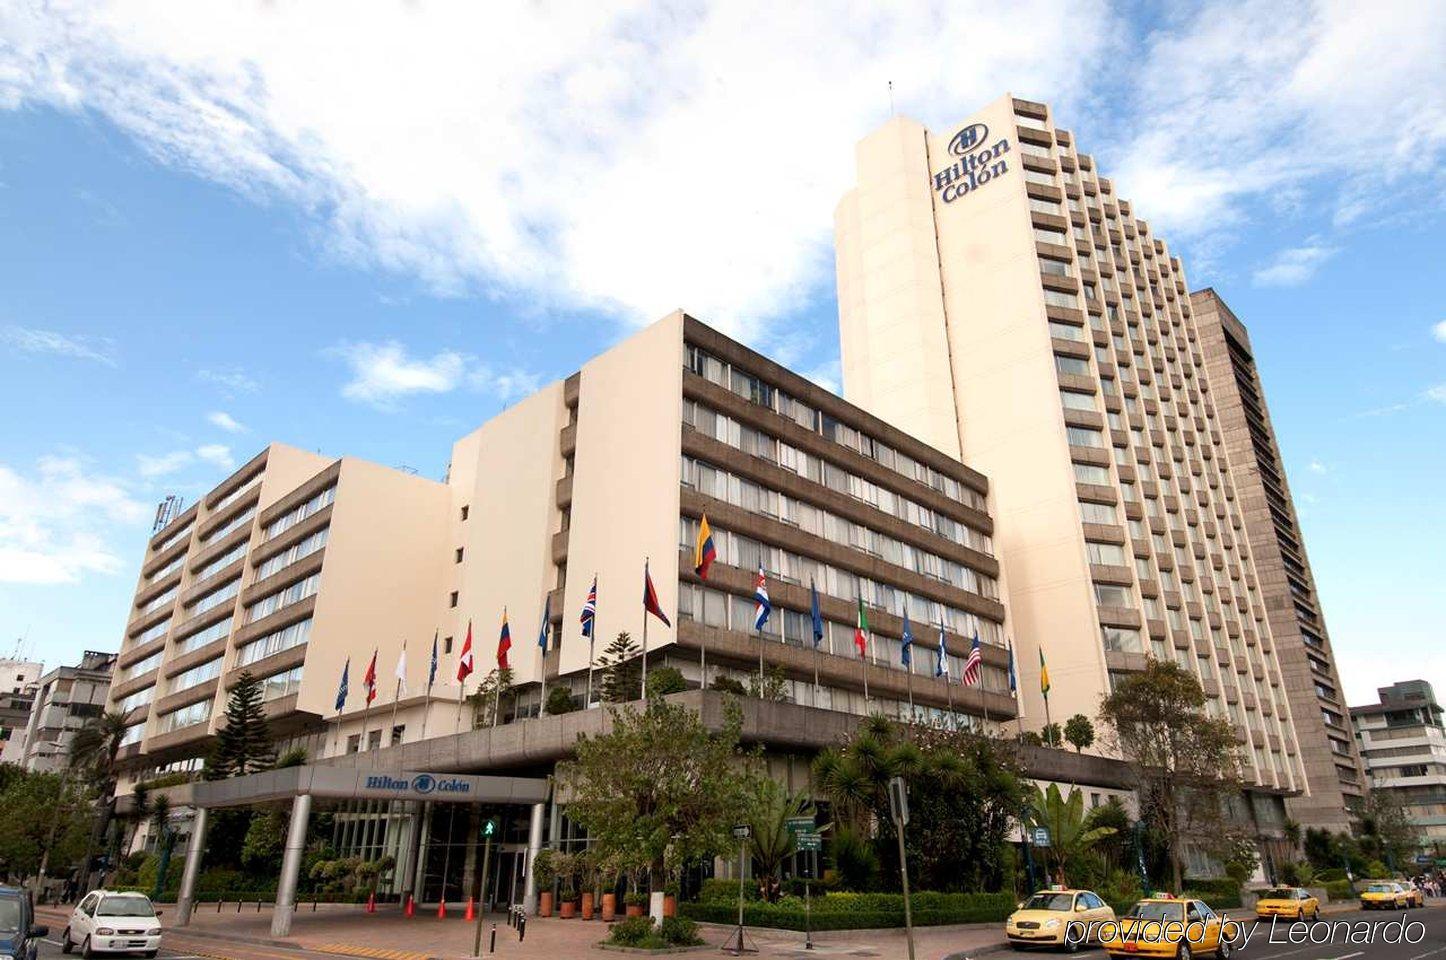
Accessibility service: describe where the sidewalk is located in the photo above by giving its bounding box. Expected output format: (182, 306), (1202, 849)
(37, 902), (1007, 960)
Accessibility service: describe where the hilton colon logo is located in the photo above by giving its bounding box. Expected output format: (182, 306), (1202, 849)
(364, 773), (473, 796)
(933, 121), (1011, 203)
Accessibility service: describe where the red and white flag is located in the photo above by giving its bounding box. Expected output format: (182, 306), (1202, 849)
(456, 620), (474, 682)
(363, 649), (379, 705)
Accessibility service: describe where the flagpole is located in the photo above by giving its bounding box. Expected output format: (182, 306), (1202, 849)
(333, 706), (343, 758)
(757, 624), (765, 691)
(700, 633), (708, 693)
(906, 659), (915, 719)
(941, 622), (956, 731)
(641, 558), (650, 702)
(388, 641), (404, 749)
(538, 641), (547, 720)
(585, 573), (597, 708)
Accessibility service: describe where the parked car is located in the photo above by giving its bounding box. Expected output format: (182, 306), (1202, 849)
(61, 891), (163, 958)
(1359, 882), (1410, 911)
(1254, 887), (1320, 921)
(0, 885), (49, 960)
(1392, 880), (1425, 908)
(1099, 897), (1239, 960)
(1006, 888), (1117, 950)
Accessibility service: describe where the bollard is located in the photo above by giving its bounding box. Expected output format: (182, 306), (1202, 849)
(256, 899), (262, 913)
(518, 914), (526, 943)
(237, 900), (243, 914)
(217, 900), (223, 914)
(489, 923), (497, 954)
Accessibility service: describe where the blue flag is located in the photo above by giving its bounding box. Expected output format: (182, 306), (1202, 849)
(809, 580), (824, 649)
(538, 594), (552, 652)
(1007, 638), (1018, 694)
(335, 657), (350, 712)
(901, 610), (914, 668)
(427, 631), (438, 691)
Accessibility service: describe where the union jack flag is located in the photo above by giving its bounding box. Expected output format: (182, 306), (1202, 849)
(962, 632), (984, 687)
(580, 576), (597, 638)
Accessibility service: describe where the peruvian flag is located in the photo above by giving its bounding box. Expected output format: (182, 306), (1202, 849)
(363, 649), (378, 705)
(456, 619), (474, 682)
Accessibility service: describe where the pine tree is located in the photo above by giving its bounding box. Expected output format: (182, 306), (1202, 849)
(206, 672), (275, 780)
(596, 631), (641, 703)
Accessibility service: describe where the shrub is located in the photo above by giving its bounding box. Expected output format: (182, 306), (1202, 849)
(1181, 877), (1242, 909)
(607, 916), (656, 946)
(648, 667), (688, 696)
(699, 878), (761, 904)
(710, 676), (747, 696)
(680, 890), (1015, 930)
(545, 686), (580, 715)
(1323, 879), (1353, 901)
(658, 916), (703, 946)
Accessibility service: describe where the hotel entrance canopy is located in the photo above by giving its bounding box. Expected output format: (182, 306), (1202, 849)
(186, 764), (549, 808)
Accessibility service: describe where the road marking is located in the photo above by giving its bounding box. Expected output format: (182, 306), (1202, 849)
(1317, 952), (1363, 960)
(43, 940), (63, 947)
(1409, 948), (1446, 960)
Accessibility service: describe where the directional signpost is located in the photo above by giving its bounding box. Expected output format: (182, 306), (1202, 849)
(786, 818), (819, 950)
(888, 777), (916, 960)
(725, 825), (756, 956)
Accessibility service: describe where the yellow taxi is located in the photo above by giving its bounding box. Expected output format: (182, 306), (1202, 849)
(1006, 888), (1117, 950)
(1359, 881), (1410, 910)
(1253, 887), (1319, 921)
(1392, 880), (1425, 908)
(1100, 897), (1240, 960)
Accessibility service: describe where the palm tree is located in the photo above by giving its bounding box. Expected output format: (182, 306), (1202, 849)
(69, 710), (129, 894)
(148, 795), (176, 902)
(745, 779), (814, 901)
(1027, 783), (1117, 885)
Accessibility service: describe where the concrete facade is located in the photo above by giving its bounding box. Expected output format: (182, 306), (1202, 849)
(1191, 288), (1367, 831)
(1353, 681), (1446, 854)
(835, 94), (1304, 804)
(16, 650), (115, 772)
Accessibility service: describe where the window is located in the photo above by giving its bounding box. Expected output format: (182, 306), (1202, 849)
(1094, 583), (1131, 607)
(1073, 463), (1111, 485)
(455, 547), (464, 563)
(1086, 541), (1127, 566)
(244, 573), (319, 623)
(256, 527), (329, 580)
(460, 505), (469, 521)
(188, 577), (239, 615)
(1040, 257), (1071, 277)
(170, 657), (223, 693)
(196, 541), (248, 582)
(266, 486), (335, 539)
(1049, 320), (1085, 342)
(175, 616), (231, 655)
(200, 506), (255, 546)
(236, 617), (313, 667)
(1060, 390), (1097, 412)
(1066, 426), (1104, 448)
(258, 666), (304, 702)
(155, 522), (192, 553)
(1079, 501), (1118, 524)
(444, 636), (454, 654)
(1054, 354), (1091, 376)
(156, 699), (212, 734)
(117, 686), (155, 713)
(1044, 289), (1079, 309)
(121, 651), (164, 681)
(449, 591), (459, 608)
(1102, 626), (1142, 653)
(133, 618), (171, 646)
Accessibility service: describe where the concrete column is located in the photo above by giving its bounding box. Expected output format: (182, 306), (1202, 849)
(398, 802), (424, 902)
(411, 803), (432, 901)
(175, 807), (208, 927)
(522, 802), (545, 914)
(271, 794), (312, 937)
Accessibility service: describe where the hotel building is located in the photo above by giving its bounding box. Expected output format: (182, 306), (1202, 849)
(1191, 288), (1367, 831)
(835, 94), (1306, 817)
(1352, 681), (1446, 855)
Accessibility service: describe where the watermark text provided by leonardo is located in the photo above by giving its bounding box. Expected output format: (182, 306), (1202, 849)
(1065, 916), (1427, 948)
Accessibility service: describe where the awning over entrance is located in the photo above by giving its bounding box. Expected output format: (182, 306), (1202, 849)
(187, 764), (548, 808)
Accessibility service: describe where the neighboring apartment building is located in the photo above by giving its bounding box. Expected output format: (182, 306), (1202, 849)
(834, 94), (1306, 814)
(1353, 681), (1446, 855)
(16, 651), (116, 771)
(0, 658), (42, 761)
(1191, 289), (1367, 830)
(111, 313), (1017, 799)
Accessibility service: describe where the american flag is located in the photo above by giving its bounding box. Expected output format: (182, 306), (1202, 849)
(580, 576), (597, 637)
(962, 632), (984, 687)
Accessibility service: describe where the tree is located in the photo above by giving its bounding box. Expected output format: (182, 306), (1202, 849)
(1098, 660), (1242, 892)
(745, 778), (813, 901)
(648, 666), (688, 697)
(747, 665), (788, 702)
(147, 794), (177, 901)
(1356, 791), (1416, 871)
(1027, 783), (1117, 884)
(596, 632), (642, 703)
(469, 667), (514, 727)
(710, 676), (747, 696)
(545, 685), (580, 715)
(1040, 723), (1063, 748)
(558, 698), (757, 889)
(69, 710), (129, 891)
(0, 768), (89, 880)
(207, 672), (275, 779)
(1064, 714), (1095, 753)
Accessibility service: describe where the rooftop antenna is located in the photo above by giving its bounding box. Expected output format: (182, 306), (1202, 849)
(888, 80), (895, 117)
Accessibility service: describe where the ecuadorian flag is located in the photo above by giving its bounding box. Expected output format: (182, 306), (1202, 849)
(694, 514), (717, 579)
(497, 610), (512, 670)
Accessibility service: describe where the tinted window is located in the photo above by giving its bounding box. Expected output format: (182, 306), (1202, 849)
(1127, 902), (1184, 922)
(99, 897), (156, 918)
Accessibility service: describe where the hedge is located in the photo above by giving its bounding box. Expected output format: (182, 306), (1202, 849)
(681, 891), (1016, 930)
(1323, 880), (1353, 902)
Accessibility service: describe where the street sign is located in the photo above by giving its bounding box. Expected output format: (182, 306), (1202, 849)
(786, 816), (815, 835)
(1032, 826), (1051, 848)
(888, 776), (909, 827)
(1415, 855), (1432, 864)
(733, 824), (753, 840)
(796, 832), (822, 852)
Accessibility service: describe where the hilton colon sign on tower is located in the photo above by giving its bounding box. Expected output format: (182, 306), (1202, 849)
(931, 122), (1011, 203)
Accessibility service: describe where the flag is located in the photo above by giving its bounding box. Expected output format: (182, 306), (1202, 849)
(694, 514), (717, 579)
(1039, 647), (1051, 698)
(643, 561), (671, 627)
(497, 610), (513, 670)
(394, 640), (408, 696)
(335, 657), (350, 712)
(962, 632), (983, 687)
(457, 620), (474, 682)
(363, 649), (378, 706)
(427, 631), (438, 692)
(580, 576), (597, 638)
(752, 564), (772, 631)
(1007, 638), (1018, 694)
(537, 594), (551, 653)
(853, 597), (869, 659)
(934, 624), (950, 680)
(809, 580), (824, 649)
(901, 611), (914, 668)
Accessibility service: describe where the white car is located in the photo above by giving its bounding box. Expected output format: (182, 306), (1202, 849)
(61, 891), (162, 958)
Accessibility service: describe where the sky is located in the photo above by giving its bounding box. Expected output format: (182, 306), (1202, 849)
(0, 0), (1442, 706)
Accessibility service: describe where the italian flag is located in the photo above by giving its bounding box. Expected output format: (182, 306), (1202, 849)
(854, 597), (869, 659)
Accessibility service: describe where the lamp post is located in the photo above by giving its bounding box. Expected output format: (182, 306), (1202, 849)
(36, 737), (70, 901)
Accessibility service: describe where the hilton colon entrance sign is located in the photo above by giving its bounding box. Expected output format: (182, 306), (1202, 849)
(173, 765), (548, 937)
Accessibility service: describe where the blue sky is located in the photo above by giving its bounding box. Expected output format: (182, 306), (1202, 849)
(0, 1), (1442, 705)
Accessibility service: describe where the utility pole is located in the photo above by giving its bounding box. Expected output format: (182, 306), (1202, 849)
(888, 777), (916, 960)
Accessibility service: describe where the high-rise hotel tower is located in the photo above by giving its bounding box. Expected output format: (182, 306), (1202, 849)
(836, 94), (1307, 806)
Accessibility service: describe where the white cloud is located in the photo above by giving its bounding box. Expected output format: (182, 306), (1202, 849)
(195, 444), (234, 470)
(1, 325), (116, 366)
(207, 411), (247, 433)
(1308, 459), (1328, 474)
(0, 455), (147, 584)
(0, 0), (1116, 339)
(1252, 239), (1339, 287)
(1425, 384), (1446, 405)
(136, 450), (193, 478)
(1432, 320), (1446, 344)
(196, 366), (259, 395)
(469, 365), (543, 404)
(331, 340), (466, 408)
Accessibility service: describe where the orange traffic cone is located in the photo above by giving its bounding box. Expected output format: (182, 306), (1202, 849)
(404, 894), (415, 918)
(463, 897), (476, 921)
(366, 891), (377, 914)
(437, 900), (447, 919)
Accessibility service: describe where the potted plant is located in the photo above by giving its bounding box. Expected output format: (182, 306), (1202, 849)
(662, 880), (678, 918)
(533, 849), (556, 918)
(555, 852), (578, 918)
(599, 852), (620, 922)
(576, 849), (596, 920)
(623, 891), (647, 918)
